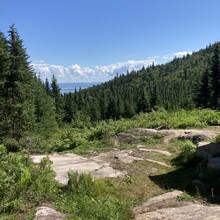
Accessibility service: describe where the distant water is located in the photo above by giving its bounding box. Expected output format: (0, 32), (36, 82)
(59, 82), (100, 94)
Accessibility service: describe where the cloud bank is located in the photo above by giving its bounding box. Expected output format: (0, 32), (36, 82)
(163, 51), (192, 60)
(32, 51), (192, 83)
(32, 58), (156, 83)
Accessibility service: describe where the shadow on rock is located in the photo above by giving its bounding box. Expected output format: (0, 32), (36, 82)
(149, 164), (220, 204)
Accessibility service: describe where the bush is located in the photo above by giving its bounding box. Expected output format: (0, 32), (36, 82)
(47, 128), (89, 152)
(3, 138), (20, 152)
(0, 148), (58, 214)
(171, 140), (197, 167)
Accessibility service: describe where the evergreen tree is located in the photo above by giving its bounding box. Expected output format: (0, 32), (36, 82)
(4, 25), (36, 139)
(209, 45), (220, 109)
(137, 89), (151, 113)
(51, 75), (64, 125)
(196, 70), (210, 108)
(0, 32), (10, 139)
(34, 77), (58, 137)
(45, 78), (51, 95)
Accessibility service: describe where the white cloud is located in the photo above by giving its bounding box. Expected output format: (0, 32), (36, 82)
(32, 51), (192, 83)
(32, 58), (155, 83)
(163, 51), (192, 60)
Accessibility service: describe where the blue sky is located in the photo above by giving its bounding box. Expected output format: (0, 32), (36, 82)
(1, 0), (220, 82)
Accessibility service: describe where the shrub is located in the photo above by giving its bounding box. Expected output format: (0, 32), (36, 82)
(3, 138), (20, 152)
(0, 148), (58, 214)
(47, 128), (89, 152)
(215, 134), (220, 143)
(171, 140), (197, 167)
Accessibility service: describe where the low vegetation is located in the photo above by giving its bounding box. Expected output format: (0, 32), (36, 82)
(37, 108), (220, 153)
(1, 26), (220, 218)
(1, 108), (220, 218)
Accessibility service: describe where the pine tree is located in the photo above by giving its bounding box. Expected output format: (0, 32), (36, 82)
(34, 77), (58, 137)
(45, 78), (51, 95)
(137, 89), (151, 113)
(51, 75), (64, 125)
(4, 25), (36, 139)
(209, 45), (220, 109)
(196, 69), (210, 108)
(0, 32), (10, 139)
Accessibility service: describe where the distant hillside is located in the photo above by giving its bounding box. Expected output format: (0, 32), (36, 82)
(63, 42), (220, 122)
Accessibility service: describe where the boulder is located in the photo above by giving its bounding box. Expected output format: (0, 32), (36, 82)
(116, 128), (159, 144)
(207, 157), (220, 171)
(135, 204), (220, 220)
(126, 128), (158, 136)
(133, 190), (183, 215)
(34, 206), (65, 220)
(196, 142), (220, 159)
(178, 131), (212, 144)
(116, 133), (141, 143)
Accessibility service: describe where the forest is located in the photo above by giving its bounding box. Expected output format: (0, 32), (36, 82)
(1, 26), (220, 145)
(1, 26), (220, 219)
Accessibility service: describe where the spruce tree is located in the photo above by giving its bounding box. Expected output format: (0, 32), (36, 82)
(4, 25), (36, 139)
(45, 78), (51, 95)
(34, 77), (58, 137)
(209, 45), (220, 109)
(51, 75), (64, 125)
(0, 32), (10, 139)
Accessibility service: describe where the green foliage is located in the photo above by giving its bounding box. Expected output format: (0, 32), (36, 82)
(0, 147), (58, 214)
(41, 109), (220, 153)
(54, 172), (132, 220)
(47, 128), (89, 152)
(62, 43), (220, 122)
(0, 26), (58, 146)
(177, 192), (193, 201)
(215, 134), (220, 143)
(171, 140), (197, 167)
(3, 138), (20, 152)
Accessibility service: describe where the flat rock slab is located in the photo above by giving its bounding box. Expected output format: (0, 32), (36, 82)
(135, 204), (220, 220)
(145, 159), (171, 167)
(31, 153), (126, 184)
(34, 206), (65, 220)
(137, 145), (172, 156)
(133, 190), (183, 215)
(113, 151), (144, 163)
(117, 128), (216, 144)
(160, 129), (214, 143)
(92, 150), (144, 164)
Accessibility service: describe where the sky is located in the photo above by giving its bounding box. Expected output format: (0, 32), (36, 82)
(1, 0), (220, 82)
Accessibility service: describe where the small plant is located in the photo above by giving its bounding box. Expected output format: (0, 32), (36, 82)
(171, 140), (197, 167)
(3, 138), (20, 152)
(177, 192), (193, 201)
(215, 134), (220, 143)
(54, 172), (133, 220)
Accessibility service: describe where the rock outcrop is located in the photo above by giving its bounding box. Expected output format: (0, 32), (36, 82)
(116, 128), (215, 144)
(34, 205), (65, 220)
(207, 157), (220, 171)
(196, 142), (220, 159)
(133, 190), (220, 220)
(133, 190), (184, 215)
(31, 153), (126, 184)
(135, 204), (220, 220)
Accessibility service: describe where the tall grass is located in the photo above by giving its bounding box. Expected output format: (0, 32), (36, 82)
(54, 172), (133, 220)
